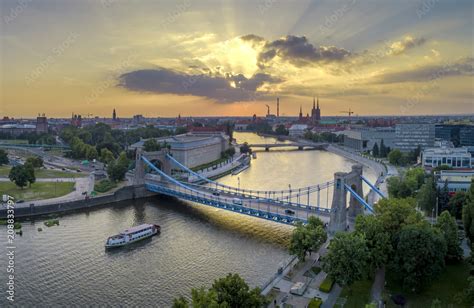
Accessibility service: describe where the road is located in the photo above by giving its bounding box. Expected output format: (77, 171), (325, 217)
(147, 177), (331, 224)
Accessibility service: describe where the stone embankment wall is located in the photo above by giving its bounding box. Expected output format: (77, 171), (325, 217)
(0, 185), (156, 219)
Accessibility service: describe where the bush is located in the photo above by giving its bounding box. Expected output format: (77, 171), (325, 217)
(308, 298), (323, 308)
(311, 266), (322, 275)
(94, 179), (117, 193)
(319, 276), (334, 293)
(44, 219), (59, 227)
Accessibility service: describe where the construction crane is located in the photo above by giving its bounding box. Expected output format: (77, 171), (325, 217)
(340, 109), (354, 117)
(265, 104), (270, 116)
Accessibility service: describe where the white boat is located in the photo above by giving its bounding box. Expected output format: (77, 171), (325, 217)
(105, 223), (160, 248)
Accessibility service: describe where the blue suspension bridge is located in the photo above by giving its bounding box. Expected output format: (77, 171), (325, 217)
(134, 150), (386, 231)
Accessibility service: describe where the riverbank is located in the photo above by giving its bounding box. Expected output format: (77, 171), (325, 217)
(0, 184), (156, 219)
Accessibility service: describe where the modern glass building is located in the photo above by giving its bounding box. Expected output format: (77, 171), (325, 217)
(395, 124), (435, 152)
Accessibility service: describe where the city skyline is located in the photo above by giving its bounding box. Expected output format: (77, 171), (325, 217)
(1, 0), (473, 118)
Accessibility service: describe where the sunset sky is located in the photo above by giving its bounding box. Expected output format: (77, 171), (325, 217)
(1, 0), (473, 118)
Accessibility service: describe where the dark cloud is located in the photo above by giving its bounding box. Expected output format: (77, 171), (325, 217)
(375, 57), (473, 83)
(256, 35), (351, 67)
(118, 68), (281, 103)
(240, 34), (265, 43)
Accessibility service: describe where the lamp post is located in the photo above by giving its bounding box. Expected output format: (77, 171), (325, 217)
(237, 177), (240, 190)
(288, 184), (292, 203)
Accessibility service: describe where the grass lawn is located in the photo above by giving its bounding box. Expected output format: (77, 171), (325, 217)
(339, 280), (372, 308)
(383, 261), (470, 307)
(0, 166), (85, 178)
(0, 181), (75, 201)
(0, 139), (28, 144)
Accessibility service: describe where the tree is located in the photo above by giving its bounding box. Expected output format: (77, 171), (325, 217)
(388, 149), (402, 165)
(322, 232), (369, 289)
(143, 139), (162, 152)
(24, 162), (36, 187)
(355, 215), (392, 273)
(211, 273), (267, 308)
(394, 223), (447, 291)
(8, 165), (30, 189)
(417, 176), (437, 213)
(463, 180), (474, 242)
(172, 296), (189, 308)
(0, 149), (9, 165)
(436, 211), (463, 261)
(174, 273), (267, 308)
(466, 277), (474, 306)
(438, 180), (450, 213)
(289, 217), (327, 261)
(372, 142), (379, 157)
(239, 142), (251, 154)
(448, 192), (466, 220)
(107, 152), (129, 182)
(275, 124), (288, 136)
(100, 148), (115, 165)
(380, 139), (387, 157)
(25, 156), (43, 168)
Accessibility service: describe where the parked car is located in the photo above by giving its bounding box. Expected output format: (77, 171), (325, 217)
(232, 198), (243, 205)
(212, 191), (220, 196)
(285, 209), (295, 215)
(17, 200), (24, 204)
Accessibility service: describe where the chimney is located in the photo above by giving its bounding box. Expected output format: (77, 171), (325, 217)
(277, 97), (280, 117)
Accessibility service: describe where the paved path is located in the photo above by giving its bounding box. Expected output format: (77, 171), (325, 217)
(4, 175), (95, 208)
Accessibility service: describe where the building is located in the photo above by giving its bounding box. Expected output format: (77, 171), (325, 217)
(342, 127), (396, 152)
(395, 124), (435, 152)
(421, 145), (473, 170)
(0, 124), (36, 136)
(130, 132), (230, 168)
(113, 109), (117, 121)
(71, 114), (82, 127)
(435, 124), (474, 147)
(311, 97), (321, 124)
(288, 124), (308, 136)
(36, 114), (48, 134)
(460, 126), (474, 146)
(435, 170), (474, 194)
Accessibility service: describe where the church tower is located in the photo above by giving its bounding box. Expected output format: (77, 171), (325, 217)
(298, 105), (303, 121)
(315, 97), (321, 122)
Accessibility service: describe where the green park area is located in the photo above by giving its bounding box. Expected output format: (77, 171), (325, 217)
(383, 261), (470, 307)
(0, 181), (75, 201)
(0, 165), (85, 178)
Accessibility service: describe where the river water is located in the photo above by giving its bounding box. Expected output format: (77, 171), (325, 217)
(0, 132), (377, 307)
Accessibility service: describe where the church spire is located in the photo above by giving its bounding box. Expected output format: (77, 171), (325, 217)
(317, 97), (319, 109)
(313, 97), (316, 109)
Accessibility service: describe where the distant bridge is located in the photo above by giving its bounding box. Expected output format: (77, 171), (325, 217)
(134, 149), (385, 231)
(243, 142), (328, 151)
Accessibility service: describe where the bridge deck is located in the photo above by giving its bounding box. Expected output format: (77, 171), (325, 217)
(146, 179), (330, 225)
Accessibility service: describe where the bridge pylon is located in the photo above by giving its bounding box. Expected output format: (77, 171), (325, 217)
(134, 148), (172, 185)
(328, 164), (364, 234)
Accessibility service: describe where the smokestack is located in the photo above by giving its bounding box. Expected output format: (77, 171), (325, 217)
(277, 97), (280, 117)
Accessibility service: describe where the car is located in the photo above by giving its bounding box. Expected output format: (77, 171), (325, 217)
(212, 192), (220, 196)
(232, 198), (243, 205)
(285, 209), (295, 215)
(17, 200), (24, 203)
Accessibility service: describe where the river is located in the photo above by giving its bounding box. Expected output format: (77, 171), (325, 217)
(0, 132), (377, 306)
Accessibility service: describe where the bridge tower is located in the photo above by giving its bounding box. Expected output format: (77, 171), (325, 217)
(347, 165), (364, 219)
(133, 148), (172, 185)
(328, 164), (364, 233)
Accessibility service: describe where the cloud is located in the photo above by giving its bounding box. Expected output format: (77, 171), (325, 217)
(255, 35), (351, 68)
(387, 36), (427, 56)
(374, 57), (473, 83)
(118, 68), (281, 103)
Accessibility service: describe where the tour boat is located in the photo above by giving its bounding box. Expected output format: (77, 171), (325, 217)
(105, 224), (160, 248)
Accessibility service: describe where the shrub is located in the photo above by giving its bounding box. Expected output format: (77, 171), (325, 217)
(311, 266), (322, 275)
(319, 276), (334, 293)
(94, 179), (117, 193)
(44, 219), (59, 227)
(308, 298), (323, 308)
